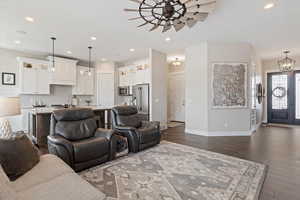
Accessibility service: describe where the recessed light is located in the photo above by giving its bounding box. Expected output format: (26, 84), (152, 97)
(14, 40), (21, 44)
(101, 58), (107, 62)
(25, 16), (34, 22)
(165, 37), (171, 42)
(66, 50), (72, 54)
(129, 48), (135, 52)
(90, 36), (97, 41)
(264, 3), (275, 10)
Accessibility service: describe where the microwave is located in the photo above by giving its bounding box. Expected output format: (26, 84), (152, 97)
(118, 86), (132, 96)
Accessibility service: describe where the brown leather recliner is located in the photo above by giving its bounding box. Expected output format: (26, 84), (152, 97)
(111, 106), (161, 153)
(47, 108), (117, 172)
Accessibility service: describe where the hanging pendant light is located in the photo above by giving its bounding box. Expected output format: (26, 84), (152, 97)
(50, 37), (56, 72)
(172, 58), (182, 66)
(278, 51), (296, 72)
(88, 46), (92, 76)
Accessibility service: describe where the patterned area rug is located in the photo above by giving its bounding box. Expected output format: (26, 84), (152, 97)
(80, 141), (267, 200)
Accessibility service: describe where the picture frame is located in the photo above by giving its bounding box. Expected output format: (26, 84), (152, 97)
(212, 62), (248, 109)
(2, 73), (16, 85)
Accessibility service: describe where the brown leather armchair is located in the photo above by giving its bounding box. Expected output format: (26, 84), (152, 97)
(111, 106), (161, 153)
(47, 108), (117, 172)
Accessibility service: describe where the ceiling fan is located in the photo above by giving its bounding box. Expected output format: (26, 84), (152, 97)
(124, 0), (217, 33)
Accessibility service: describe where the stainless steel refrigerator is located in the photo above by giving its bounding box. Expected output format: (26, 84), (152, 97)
(132, 84), (149, 121)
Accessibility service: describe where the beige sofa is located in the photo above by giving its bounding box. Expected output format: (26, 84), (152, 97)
(0, 154), (105, 200)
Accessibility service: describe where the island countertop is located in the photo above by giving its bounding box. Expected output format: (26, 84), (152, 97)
(30, 106), (113, 115)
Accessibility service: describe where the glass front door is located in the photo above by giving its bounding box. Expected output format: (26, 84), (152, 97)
(267, 71), (300, 125)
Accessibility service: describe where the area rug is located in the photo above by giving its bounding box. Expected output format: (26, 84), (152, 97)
(80, 141), (267, 200)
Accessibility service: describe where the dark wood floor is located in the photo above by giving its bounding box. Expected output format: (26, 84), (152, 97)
(162, 125), (300, 200)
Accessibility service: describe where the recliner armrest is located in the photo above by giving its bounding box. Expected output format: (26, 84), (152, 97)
(47, 135), (74, 167)
(95, 128), (115, 141)
(114, 125), (137, 131)
(141, 121), (160, 130)
(94, 128), (117, 161)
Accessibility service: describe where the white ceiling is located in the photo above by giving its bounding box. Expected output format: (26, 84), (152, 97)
(0, 0), (299, 62)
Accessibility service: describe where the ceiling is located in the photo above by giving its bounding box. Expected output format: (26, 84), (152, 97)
(0, 0), (299, 62)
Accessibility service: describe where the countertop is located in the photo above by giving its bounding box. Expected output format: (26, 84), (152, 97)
(29, 106), (113, 115)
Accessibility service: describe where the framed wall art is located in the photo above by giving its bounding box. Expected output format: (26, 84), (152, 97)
(212, 63), (248, 108)
(2, 73), (16, 85)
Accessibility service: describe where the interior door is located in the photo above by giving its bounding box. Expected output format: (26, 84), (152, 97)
(168, 73), (185, 122)
(267, 73), (290, 123)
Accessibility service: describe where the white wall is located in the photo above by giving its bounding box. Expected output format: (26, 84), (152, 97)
(207, 43), (253, 132)
(185, 42), (262, 136)
(185, 43), (209, 134)
(149, 49), (168, 129)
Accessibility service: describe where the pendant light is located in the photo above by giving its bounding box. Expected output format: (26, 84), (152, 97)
(50, 37), (56, 72)
(278, 51), (296, 72)
(88, 46), (92, 76)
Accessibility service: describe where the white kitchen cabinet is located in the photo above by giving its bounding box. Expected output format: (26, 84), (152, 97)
(72, 66), (94, 95)
(118, 68), (129, 87)
(135, 65), (150, 84)
(97, 72), (115, 106)
(18, 57), (50, 95)
(48, 56), (78, 85)
(118, 65), (150, 86)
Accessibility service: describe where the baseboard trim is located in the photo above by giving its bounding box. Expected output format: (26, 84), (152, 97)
(185, 129), (252, 137)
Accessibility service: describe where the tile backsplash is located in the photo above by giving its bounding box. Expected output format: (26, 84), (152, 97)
(20, 85), (95, 108)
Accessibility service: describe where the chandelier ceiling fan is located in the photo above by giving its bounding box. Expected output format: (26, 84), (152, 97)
(124, 0), (217, 33)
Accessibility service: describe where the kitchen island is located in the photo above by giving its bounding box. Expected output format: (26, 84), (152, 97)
(29, 106), (112, 147)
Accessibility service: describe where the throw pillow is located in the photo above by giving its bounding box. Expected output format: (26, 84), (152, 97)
(0, 134), (40, 181)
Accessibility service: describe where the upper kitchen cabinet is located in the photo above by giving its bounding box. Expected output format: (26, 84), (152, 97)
(135, 64), (150, 85)
(48, 56), (78, 85)
(118, 64), (150, 86)
(72, 66), (94, 95)
(18, 57), (51, 95)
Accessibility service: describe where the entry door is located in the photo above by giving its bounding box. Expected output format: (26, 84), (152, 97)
(267, 73), (290, 123)
(168, 73), (185, 122)
(267, 71), (300, 125)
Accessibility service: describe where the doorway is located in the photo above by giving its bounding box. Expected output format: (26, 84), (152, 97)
(267, 71), (300, 125)
(168, 72), (185, 123)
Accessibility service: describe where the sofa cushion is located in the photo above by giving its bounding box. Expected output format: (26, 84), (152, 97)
(11, 154), (73, 192)
(18, 173), (105, 200)
(0, 134), (40, 181)
(55, 118), (97, 141)
(0, 165), (18, 200)
(73, 137), (109, 163)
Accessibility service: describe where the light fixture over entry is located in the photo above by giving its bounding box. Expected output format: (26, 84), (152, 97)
(278, 51), (296, 72)
(125, 0), (217, 33)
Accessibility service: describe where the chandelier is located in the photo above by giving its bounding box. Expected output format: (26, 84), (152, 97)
(278, 51), (296, 72)
(124, 0), (217, 33)
(172, 58), (182, 66)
